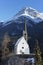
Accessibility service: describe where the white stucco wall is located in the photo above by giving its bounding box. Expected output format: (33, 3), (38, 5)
(15, 36), (30, 54)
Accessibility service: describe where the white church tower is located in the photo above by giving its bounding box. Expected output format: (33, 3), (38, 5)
(15, 20), (30, 54)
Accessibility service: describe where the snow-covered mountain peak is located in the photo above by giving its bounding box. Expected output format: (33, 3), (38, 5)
(15, 7), (39, 18)
(24, 7), (38, 14)
(13, 7), (43, 23)
(1, 7), (43, 27)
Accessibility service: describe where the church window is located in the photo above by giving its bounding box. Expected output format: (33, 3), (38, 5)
(22, 47), (24, 49)
(22, 43), (24, 44)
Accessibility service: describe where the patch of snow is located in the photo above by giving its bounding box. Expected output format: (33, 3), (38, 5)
(38, 13), (43, 19)
(26, 58), (35, 63)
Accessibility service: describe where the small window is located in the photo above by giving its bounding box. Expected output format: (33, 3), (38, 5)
(22, 47), (24, 49)
(22, 43), (24, 44)
(5, 49), (7, 51)
(24, 33), (26, 35)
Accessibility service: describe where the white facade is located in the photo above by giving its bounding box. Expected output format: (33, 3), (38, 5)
(15, 36), (30, 54)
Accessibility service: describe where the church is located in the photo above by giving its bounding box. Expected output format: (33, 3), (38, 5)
(14, 21), (30, 54)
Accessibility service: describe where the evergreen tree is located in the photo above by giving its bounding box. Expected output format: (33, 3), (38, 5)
(0, 48), (2, 63)
(34, 40), (42, 65)
(2, 32), (11, 58)
(2, 32), (11, 47)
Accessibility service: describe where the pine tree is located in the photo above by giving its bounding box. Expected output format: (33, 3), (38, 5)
(0, 48), (2, 63)
(2, 32), (11, 58)
(2, 32), (11, 47)
(34, 40), (42, 65)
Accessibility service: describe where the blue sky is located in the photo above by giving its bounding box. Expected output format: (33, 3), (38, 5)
(0, 0), (43, 22)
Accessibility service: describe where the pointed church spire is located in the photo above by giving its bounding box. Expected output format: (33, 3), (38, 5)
(23, 19), (28, 42)
(24, 19), (27, 32)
